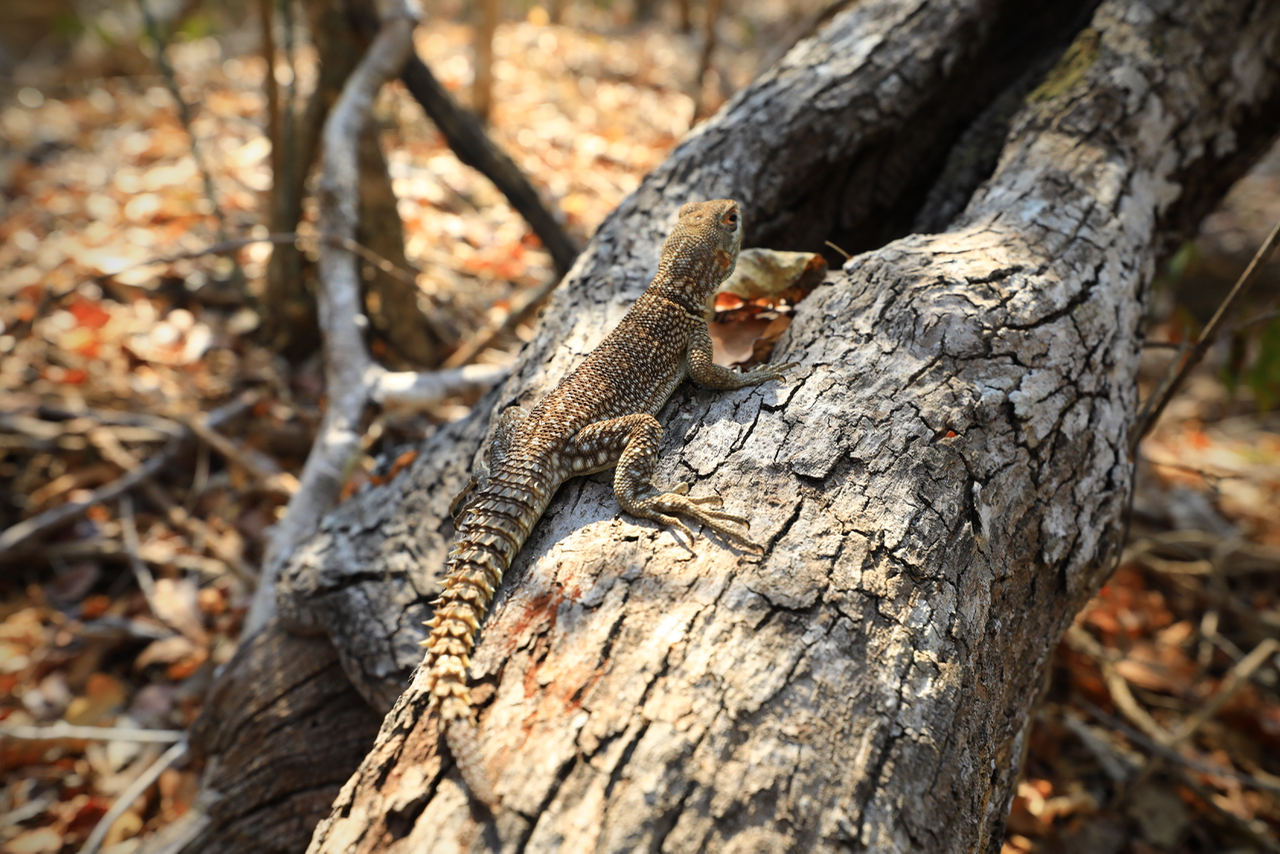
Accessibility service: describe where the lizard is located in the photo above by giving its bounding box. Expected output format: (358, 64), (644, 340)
(420, 198), (797, 806)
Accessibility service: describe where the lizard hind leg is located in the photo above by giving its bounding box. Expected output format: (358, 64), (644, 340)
(571, 413), (759, 551)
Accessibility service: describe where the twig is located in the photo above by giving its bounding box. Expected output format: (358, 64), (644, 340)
(1141, 456), (1242, 481)
(824, 240), (852, 261)
(473, 0), (498, 121)
(1070, 629), (1280, 848)
(1131, 215), (1280, 453)
(1076, 696), (1280, 853)
(373, 363), (512, 409)
(441, 272), (561, 368)
(79, 738), (189, 854)
(88, 426), (257, 587)
(101, 232), (425, 297)
(119, 495), (159, 613)
(279, 0), (297, 127)
(1144, 309), (1280, 348)
(331, 235), (423, 291)
(1060, 710), (1140, 783)
(0, 412), (176, 448)
(33, 406), (183, 435)
(0, 436), (183, 554)
(1228, 307), (1279, 333)
(0, 538), (225, 575)
(692, 0), (725, 120)
(1073, 697), (1280, 796)
(0, 722), (183, 744)
(184, 439), (210, 514)
(136, 0), (228, 242)
(260, 0), (282, 198)
(1170, 637), (1279, 745)
(0, 393), (256, 555)
(181, 412), (298, 495)
(1177, 770), (1280, 852)
(1066, 625), (1175, 743)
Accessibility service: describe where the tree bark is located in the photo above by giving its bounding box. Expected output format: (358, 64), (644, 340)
(189, 0), (1280, 852)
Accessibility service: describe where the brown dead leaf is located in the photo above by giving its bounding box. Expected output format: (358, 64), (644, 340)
(151, 577), (207, 645)
(165, 646), (209, 681)
(1114, 640), (1197, 695)
(708, 318), (772, 367)
(64, 673), (126, 726)
(102, 808), (145, 847)
(135, 635), (198, 670)
(718, 248), (826, 302)
(2, 827), (64, 854)
(751, 316), (793, 364)
(158, 766), (198, 822)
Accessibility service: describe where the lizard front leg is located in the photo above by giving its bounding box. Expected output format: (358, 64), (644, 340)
(687, 324), (797, 389)
(570, 414), (758, 550)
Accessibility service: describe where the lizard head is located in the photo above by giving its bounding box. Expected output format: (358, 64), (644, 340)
(654, 199), (744, 309)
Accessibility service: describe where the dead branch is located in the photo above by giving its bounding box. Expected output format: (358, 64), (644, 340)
(399, 53), (580, 275)
(1132, 215), (1280, 451)
(248, 4), (418, 635)
(0, 394), (255, 556)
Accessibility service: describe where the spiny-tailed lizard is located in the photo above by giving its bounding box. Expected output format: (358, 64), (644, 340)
(421, 199), (797, 806)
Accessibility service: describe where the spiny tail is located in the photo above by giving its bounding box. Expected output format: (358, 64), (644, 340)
(421, 481), (545, 805)
(421, 524), (514, 722)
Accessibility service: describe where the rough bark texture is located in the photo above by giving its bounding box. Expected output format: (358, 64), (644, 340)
(190, 0), (1280, 852)
(187, 626), (382, 854)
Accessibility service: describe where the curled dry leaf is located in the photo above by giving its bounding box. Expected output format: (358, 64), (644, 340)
(708, 248), (826, 366)
(135, 635), (199, 671)
(151, 577), (208, 645)
(709, 318), (773, 366)
(716, 247), (827, 303)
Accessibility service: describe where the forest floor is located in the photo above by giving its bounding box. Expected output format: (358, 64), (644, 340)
(1, 6), (1279, 854)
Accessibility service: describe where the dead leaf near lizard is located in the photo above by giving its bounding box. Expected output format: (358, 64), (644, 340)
(709, 248), (827, 366)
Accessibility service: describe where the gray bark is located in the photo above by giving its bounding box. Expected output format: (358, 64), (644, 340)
(185, 0), (1280, 852)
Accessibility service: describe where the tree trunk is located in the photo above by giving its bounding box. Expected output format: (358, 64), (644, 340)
(188, 0), (1280, 852)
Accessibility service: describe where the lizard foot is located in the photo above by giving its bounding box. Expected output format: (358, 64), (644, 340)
(667, 481), (724, 507)
(748, 361), (800, 383)
(627, 491), (759, 552)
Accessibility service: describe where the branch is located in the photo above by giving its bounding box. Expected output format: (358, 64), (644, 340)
(372, 363), (512, 409)
(399, 53), (580, 275)
(80, 738), (189, 854)
(248, 8), (418, 636)
(137, 0), (229, 242)
(0, 722), (184, 743)
(0, 394), (255, 556)
(1131, 215), (1280, 452)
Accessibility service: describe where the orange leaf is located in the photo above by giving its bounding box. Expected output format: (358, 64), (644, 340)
(67, 297), (111, 330)
(65, 673), (126, 725)
(714, 292), (746, 311)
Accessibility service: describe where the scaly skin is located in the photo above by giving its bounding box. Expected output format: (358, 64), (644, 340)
(421, 199), (797, 806)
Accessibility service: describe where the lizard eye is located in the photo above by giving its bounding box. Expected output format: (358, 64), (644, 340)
(725, 212), (739, 227)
